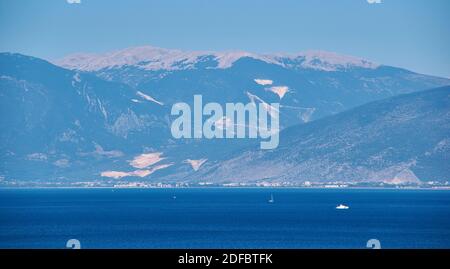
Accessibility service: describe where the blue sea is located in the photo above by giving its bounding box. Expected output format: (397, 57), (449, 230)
(0, 188), (449, 249)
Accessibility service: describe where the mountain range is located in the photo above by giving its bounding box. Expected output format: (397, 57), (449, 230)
(0, 46), (449, 186)
(193, 86), (450, 185)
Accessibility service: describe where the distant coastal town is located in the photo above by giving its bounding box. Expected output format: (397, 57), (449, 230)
(1, 178), (449, 189)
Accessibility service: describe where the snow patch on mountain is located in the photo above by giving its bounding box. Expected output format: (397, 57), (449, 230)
(269, 50), (379, 71)
(101, 163), (173, 179)
(73, 73), (81, 82)
(268, 86), (289, 99)
(136, 90), (164, 105)
(129, 152), (165, 169)
(55, 46), (201, 71)
(254, 79), (273, 86)
(100, 171), (129, 179)
(246, 91), (280, 119)
(184, 159), (207, 171)
(55, 45), (379, 72)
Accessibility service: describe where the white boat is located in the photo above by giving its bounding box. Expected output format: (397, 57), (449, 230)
(268, 194), (274, 203)
(336, 204), (349, 210)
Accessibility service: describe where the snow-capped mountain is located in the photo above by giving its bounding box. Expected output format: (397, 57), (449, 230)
(54, 45), (450, 126)
(55, 45), (378, 72)
(1, 50), (450, 185)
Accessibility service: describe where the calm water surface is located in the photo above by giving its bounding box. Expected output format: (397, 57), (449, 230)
(0, 188), (449, 248)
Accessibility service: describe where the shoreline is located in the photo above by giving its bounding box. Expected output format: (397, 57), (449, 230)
(0, 186), (449, 191)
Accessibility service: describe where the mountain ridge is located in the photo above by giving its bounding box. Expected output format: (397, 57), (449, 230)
(192, 86), (450, 185)
(1, 52), (449, 186)
(54, 45), (379, 72)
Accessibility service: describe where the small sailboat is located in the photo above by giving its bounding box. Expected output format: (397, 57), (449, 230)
(172, 195), (177, 200)
(336, 204), (349, 210)
(268, 194), (274, 203)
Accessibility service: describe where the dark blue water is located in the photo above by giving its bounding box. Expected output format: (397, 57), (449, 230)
(0, 188), (449, 249)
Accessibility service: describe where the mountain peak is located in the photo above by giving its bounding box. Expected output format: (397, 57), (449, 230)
(54, 45), (379, 72)
(268, 50), (379, 71)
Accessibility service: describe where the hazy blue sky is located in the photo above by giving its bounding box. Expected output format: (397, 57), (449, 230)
(0, 0), (449, 77)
